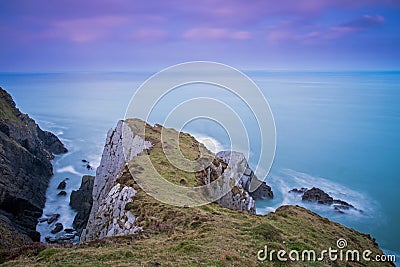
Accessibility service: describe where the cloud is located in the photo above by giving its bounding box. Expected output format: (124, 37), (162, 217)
(129, 28), (169, 42)
(42, 16), (131, 43)
(266, 14), (385, 44)
(183, 27), (251, 40)
(341, 14), (384, 28)
(325, 15), (384, 39)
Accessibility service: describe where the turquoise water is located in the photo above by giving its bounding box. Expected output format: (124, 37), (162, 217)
(1, 71), (399, 258)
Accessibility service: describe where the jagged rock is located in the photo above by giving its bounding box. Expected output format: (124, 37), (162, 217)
(333, 199), (354, 209)
(64, 228), (74, 234)
(302, 187), (334, 205)
(36, 127), (68, 154)
(70, 175), (94, 235)
(57, 191), (67, 196)
(0, 212), (33, 258)
(81, 121), (270, 241)
(57, 180), (67, 190)
(81, 182), (141, 241)
(0, 87), (66, 248)
(47, 214), (60, 224)
(45, 232), (76, 244)
(290, 187), (358, 213)
(38, 217), (48, 223)
(197, 155), (256, 214)
(289, 187), (308, 194)
(216, 151), (274, 200)
(51, 223), (63, 234)
(81, 121), (150, 241)
(250, 180), (273, 199)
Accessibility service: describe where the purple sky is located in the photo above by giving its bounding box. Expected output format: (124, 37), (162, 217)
(1, 0), (400, 71)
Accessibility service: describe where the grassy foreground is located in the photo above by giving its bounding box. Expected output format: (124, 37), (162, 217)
(2, 119), (391, 266)
(2, 192), (391, 266)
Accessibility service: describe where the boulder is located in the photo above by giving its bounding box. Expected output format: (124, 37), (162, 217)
(250, 180), (273, 199)
(51, 223), (63, 234)
(302, 187), (333, 205)
(47, 214), (60, 224)
(57, 191), (67, 196)
(333, 199), (354, 209)
(57, 181), (67, 190)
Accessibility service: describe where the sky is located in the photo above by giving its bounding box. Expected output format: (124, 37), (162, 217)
(1, 0), (400, 71)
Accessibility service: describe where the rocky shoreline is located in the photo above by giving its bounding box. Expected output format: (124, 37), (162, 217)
(288, 187), (361, 213)
(0, 87), (67, 259)
(0, 90), (393, 265)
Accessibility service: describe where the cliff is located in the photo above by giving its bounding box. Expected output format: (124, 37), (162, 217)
(80, 119), (271, 241)
(0, 87), (67, 260)
(1, 118), (392, 266)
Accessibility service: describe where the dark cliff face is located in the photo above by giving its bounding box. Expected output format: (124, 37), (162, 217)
(0, 87), (67, 254)
(70, 175), (94, 236)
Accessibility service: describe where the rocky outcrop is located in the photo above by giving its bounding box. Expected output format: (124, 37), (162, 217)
(197, 155), (256, 214)
(80, 121), (151, 241)
(69, 175), (94, 235)
(81, 120), (273, 241)
(302, 187), (334, 205)
(216, 151), (273, 200)
(289, 187), (357, 213)
(0, 87), (67, 255)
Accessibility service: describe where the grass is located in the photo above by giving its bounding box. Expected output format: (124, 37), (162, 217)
(0, 92), (22, 124)
(3, 192), (391, 266)
(1, 119), (392, 266)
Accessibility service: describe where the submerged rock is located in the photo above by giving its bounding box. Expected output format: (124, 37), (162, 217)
(51, 223), (63, 234)
(38, 217), (48, 223)
(64, 228), (74, 234)
(289, 187), (359, 213)
(47, 214), (60, 224)
(57, 180), (67, 190)
(57, 191), (67, 196)
(289, 187), (308, 194)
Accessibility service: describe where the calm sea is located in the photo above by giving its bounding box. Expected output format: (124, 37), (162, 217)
(1, 71), (399, 259)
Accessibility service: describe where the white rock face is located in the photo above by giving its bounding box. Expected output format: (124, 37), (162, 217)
(197, 151), (256, 214)
(80, 121), (151, 241)
(216, 151), (273, 201)
(81, 122), (270, 241)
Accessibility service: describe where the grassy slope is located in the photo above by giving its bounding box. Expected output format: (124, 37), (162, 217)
(2, 119), (391, 266)
(3, 201), (389, 266)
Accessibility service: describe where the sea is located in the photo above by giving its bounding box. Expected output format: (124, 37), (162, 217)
(1, 70), (399, 261)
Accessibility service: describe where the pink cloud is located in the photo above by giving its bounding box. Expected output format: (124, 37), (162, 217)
(172, 0), (397, 27)
(129, 28), (169, 42)
(183, 27), (251, 40)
